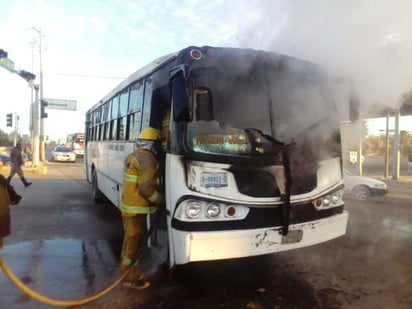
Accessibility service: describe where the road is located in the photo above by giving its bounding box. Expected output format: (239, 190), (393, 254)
(0, 158), (411, 308)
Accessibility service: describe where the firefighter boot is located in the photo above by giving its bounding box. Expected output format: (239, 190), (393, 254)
(121, 264), (150, 290)
(21, 177), (32, 187)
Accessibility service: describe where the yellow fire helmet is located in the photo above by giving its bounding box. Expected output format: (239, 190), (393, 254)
(138, 127), (160, 141)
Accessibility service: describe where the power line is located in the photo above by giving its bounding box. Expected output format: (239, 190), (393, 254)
(54, 72), (126, 79)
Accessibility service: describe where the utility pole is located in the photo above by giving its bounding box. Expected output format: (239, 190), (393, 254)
(392, 110), (401, 180)
(32, 84), (40, 166)
(384, 111), (390, 178)
(32, 27), (45, 161)
(357, 118), (363, 176)
(13, 113), (20, 146)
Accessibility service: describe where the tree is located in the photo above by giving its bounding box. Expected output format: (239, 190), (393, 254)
(0, 128), (12, 146)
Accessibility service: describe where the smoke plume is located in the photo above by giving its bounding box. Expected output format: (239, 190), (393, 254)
(234, 0), (412, 117)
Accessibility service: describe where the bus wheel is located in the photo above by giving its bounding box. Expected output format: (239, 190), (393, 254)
(92, 169), (104, 203)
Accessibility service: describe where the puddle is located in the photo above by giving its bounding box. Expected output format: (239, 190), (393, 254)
(1, 238), (120, 305)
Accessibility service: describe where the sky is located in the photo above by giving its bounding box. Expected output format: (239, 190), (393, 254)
(1, 0), (412, 142)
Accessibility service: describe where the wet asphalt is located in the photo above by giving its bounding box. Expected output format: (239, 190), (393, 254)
(0, 157), (411, 308)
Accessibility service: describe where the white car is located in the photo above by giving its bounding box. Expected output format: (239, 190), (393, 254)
(344, 175), (388, 200)
(51, 146), (76, 163)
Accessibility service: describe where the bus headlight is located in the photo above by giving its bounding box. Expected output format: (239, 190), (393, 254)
(331, 190), (342, 203)
(175, 199), (250, 222)
(312, 189), (344, 210)
(185, 202), (202, 218)
(323, 195), (332, 206)
(206, 203), (220, 217)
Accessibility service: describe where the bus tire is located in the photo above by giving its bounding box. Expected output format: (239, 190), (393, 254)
(92, 169), (104, 203)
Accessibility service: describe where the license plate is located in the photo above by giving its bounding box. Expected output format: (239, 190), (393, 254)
(200, 172), (228, 188)
(281, 229), (303, 244)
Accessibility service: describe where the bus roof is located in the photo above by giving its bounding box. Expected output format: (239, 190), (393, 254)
(89, 51), (178, 112)
(87, 45), (329, 115)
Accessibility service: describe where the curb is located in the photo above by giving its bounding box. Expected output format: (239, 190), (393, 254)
(0, 165), (48, 176)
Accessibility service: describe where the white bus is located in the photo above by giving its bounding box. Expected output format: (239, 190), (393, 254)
(84, 46), (349, 267)
(67, 132), (85, 157)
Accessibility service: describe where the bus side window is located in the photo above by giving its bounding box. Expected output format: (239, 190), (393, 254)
(129, 81), (143, 113)
(98, 124), (103, 141)
(110, 119), (117, 141)
(118, 116), (126, 140)
(119, 89), (129, 117)
(104, 122), (110, 141)
(128, 112), (142, 141)
(142, 76), (153, 128)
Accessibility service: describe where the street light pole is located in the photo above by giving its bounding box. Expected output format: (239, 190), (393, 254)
(392, 110), (401, 180)
(13, 113), (19, 147)
(384, 111), (390, 178)
(32, 27), (45, 161)
(357, 118), (363, 176)
(32, 84), (40, 166)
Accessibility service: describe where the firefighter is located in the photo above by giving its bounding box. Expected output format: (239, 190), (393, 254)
(121, 126), (163, 289)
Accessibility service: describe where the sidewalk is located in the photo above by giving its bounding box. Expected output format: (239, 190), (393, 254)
(371, 174), (412, 201)
(375, 174), (412, 183)
(0, 161), (48, 177)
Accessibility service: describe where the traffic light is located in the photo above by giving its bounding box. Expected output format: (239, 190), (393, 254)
(6, 113), (13, 127)
(0, 49), (7, 59)
(41, 100), (48, 119)
(17, 70), (36, 82)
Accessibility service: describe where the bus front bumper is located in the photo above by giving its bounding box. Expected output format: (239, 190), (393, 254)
(172, 211), (348, 265)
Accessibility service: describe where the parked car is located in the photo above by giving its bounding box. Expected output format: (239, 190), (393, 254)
(344, 175), (388, 200)
(51, 146), (76, 163)
(0, 152), (11, 166)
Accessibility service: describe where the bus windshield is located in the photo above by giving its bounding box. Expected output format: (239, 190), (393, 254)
(186, 63), (338, 159)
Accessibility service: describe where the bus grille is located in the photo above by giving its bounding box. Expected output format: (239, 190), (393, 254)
(230, 166), (317, 197)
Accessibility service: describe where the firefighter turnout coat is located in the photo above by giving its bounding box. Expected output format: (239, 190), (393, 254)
(121, 148), (163, 215)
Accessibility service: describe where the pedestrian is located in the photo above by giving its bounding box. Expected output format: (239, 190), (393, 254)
(408, 152), (412, 174)
(120, 127), (164, 289)
(7, 142), (32, 187)
(23, 145), (31, 161)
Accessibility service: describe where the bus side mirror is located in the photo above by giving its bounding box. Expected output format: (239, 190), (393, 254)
(170, 65), (191, 122)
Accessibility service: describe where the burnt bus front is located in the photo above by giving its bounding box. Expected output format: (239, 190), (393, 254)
(164, 46), (347, 265)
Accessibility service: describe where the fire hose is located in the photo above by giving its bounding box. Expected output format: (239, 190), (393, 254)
(0, 207), (164, 307)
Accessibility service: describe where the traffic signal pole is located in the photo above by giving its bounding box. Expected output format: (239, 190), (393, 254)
(1, 48), (38, 160)
(392, 110), (401, 180)
(13, 113), (19, 147)
(39, 31), (45, 162)
(32, 84), (40, 166)
(31, 27), (46, 161)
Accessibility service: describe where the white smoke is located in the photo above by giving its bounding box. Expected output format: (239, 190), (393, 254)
(233, 0), (412, 115)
